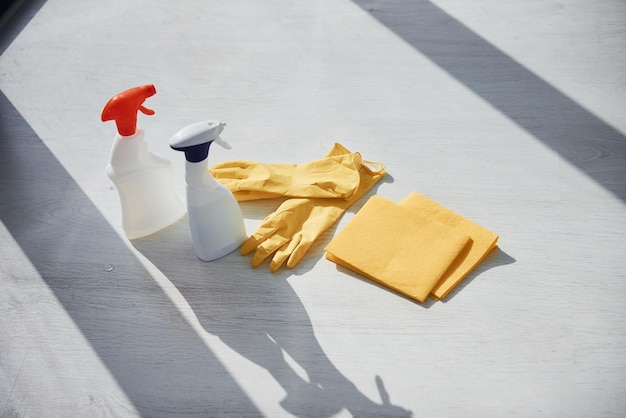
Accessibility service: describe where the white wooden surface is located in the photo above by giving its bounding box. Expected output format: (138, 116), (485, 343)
(1, 0), (626, 417)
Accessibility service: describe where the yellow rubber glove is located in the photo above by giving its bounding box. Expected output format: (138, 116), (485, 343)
(210, 145), (362, 201)
(240, 144), (385, 272)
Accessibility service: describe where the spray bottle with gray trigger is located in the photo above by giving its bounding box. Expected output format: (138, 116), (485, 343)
(169, 121), (247, 261)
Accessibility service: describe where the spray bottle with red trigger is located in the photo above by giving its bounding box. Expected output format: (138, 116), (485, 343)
(101, 84), (185, 239)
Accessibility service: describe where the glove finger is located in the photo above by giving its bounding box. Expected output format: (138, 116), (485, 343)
(240, 223), (280, 255)
(210, 166), (248, 180)
(251, 235), (290, 267)
(286, 236), (315, 269)
(231, 190), (286, 201)
(269, 234), (303, 272)
(324, 142), (351, 158)
(213, 177), (240, 190)
(211, 160), (252, 171)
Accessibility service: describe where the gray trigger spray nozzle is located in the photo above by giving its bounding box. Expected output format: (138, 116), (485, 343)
(169, 120), (228, 163)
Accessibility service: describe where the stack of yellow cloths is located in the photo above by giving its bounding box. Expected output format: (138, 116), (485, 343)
(325, 193), (498, 303)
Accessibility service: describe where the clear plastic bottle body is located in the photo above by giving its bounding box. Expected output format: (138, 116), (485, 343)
(106, 129), (185, 239)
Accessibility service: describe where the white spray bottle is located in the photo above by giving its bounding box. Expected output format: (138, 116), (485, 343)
(101, 84), (185, 239)
(169, 120), (247, 261)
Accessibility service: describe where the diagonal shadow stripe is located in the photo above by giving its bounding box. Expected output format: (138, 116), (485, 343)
(1, 3), (262, 411)
(0, 88), (262, 417)
(353, 0), (626, 202)
(0, 0), (46, 54)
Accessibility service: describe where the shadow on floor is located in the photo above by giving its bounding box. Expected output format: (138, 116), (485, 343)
(0, 90), (263, 416)
(353, 0), (626, 203)
(132, 217), (413, 417)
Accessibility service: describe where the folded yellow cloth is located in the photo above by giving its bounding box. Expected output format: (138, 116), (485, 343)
(399, 192), (499, 300)
(325, 195), (472, 303)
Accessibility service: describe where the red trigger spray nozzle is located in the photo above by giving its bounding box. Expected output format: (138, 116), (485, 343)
(101, 84), (157, 136)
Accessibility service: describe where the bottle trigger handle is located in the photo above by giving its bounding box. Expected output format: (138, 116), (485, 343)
(214, 136), (231, 150)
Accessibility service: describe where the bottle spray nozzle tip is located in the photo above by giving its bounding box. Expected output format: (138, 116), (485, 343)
(214, 136), (231, 149)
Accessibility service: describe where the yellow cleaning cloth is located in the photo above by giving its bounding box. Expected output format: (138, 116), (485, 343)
(324, 195), (472, 303)
(399, 192), (499, 300)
